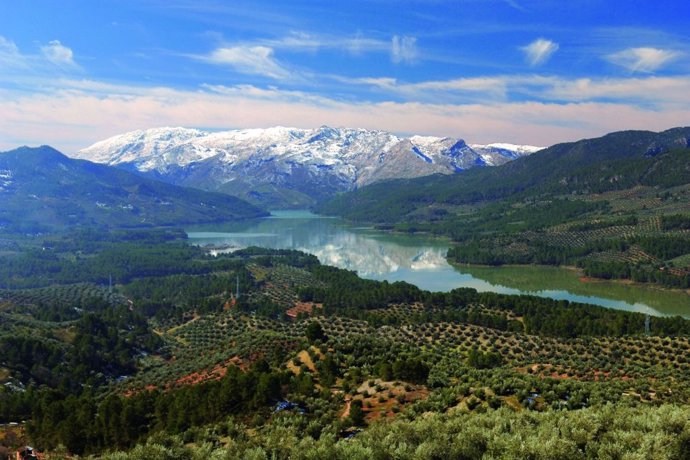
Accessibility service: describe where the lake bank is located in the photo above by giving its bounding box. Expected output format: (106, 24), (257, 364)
(186, 211), (690, 318)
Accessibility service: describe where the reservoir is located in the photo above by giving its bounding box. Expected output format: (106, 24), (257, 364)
(187, 211), (690, 318)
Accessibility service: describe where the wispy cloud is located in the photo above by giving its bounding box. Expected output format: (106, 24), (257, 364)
(40, 40), (77, 67)
(521, 38), (559, 66)
(0, 36), (26, 69)
(336, 72), (690, 109)
(503, 0), (526, 12)
(541, 76), (690, 104)
(209, 31), (389, 57)
(606, 47), (682, 73)
(0, 35), (80, 76)
(348, 31), (387, 55)
(264, 31), (322, 51)
(195, 31), (420, 81)
(339, 75), (508, 102)
(266, 30), (390, 55)
(391, 35), (418, 64)
(201, 83), (338, 106)
(202, 45), (291, 80)
(195, 31), (391, 79)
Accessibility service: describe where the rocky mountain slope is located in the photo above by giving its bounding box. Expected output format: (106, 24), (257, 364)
(73, 126), (541, 208)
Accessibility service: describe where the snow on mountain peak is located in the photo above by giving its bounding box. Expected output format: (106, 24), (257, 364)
(470, 143), (544, 165)
(471, 143), (543, 154)
(73, 126), (540, 208)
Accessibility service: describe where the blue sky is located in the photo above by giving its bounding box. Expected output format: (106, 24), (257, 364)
(1, 0), (689, 151)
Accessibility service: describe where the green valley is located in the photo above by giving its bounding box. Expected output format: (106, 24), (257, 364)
(5, 0), (690, 457)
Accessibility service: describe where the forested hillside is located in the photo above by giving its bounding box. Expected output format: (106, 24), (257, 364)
(1, 230), (690, 457)
(0, 146), (267, 233)
(317, 128), (690, 288)
(318, 127), (690, 223)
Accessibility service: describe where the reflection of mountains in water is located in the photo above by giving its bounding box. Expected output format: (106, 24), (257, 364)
(192, 217), (449, 276)
(188, 214), (690, 316)
(307, 242), (449, 276)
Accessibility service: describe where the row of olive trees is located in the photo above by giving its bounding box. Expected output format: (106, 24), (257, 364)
(95, 403), (690, 460)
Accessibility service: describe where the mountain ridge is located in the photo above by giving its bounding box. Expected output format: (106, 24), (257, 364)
(316, 126), (690, 223)
(73, 126), (542, 208)
(0, 145), (268, 232)
(314, 126), (690, 289)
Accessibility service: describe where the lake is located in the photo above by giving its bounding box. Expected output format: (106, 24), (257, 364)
(186, 211), (690, 318)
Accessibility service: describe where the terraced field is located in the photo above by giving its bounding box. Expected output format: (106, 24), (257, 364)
(4, 244), (690, 458)
(0, 283), (126, 310)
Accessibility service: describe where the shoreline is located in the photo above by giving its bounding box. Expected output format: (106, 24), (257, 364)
(448, 261), (690, 297)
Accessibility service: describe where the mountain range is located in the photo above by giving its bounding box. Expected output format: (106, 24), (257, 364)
(73, 126), (541, 208)
(317, 127), (690, 223)
(312, 126), (690, 291)
(0, 146), (267, 233)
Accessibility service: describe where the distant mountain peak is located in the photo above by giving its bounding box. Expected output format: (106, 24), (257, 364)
(7, 145), (65, 156)
(74, 126), (541, 208)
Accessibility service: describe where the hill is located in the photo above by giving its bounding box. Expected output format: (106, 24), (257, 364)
(0, 146), (268, 233)
(317, 127), (690, 222)
(317, 128), (690, 288)
(72, 126), (541, 209)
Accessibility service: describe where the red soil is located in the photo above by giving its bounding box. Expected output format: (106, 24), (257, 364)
(286, 302), (323, 319)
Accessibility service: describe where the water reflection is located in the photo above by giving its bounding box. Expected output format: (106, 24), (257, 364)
(186, 211), (690, 317)
(188, 211), (450, 277)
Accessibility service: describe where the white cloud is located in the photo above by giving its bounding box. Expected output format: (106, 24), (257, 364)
(201, 83), (338, 106)
(223, 31), (388, 56)
(521, 38), (559, 66)
(606, 47), (682, 73)
(347, 31), (388, 56)
(190, 31), (392, 81)
(57, 72), (690, 124)
(0, 36), (24, 67)
(203, 45), (291, 80)
(348, 31), (370, 55)
(40, 40), (76, 67)
(2, 79), (689, 154)
(0, 35), (80, 76)
(540, 76), (690, 106)
(272, 31), (388, 54)
(341, 75), (508, 102)
(338, 73), (690, 108)
(341, 76), (398, 88)
(267, 31), (321, 51)
(399, 77), (506, 93)
(391, 35), (418, 64)
(503, 0), (526, 11)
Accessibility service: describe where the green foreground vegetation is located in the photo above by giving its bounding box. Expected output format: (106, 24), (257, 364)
(1, 230), (690, 458)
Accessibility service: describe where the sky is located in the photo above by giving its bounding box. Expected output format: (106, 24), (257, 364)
(1, 0), (690, 152)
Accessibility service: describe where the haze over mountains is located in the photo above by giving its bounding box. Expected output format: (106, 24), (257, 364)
(73, 126), (541, 208)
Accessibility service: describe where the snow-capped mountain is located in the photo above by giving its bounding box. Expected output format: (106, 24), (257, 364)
(73, 126), (542, 208)
(470, 143), (544, 163)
